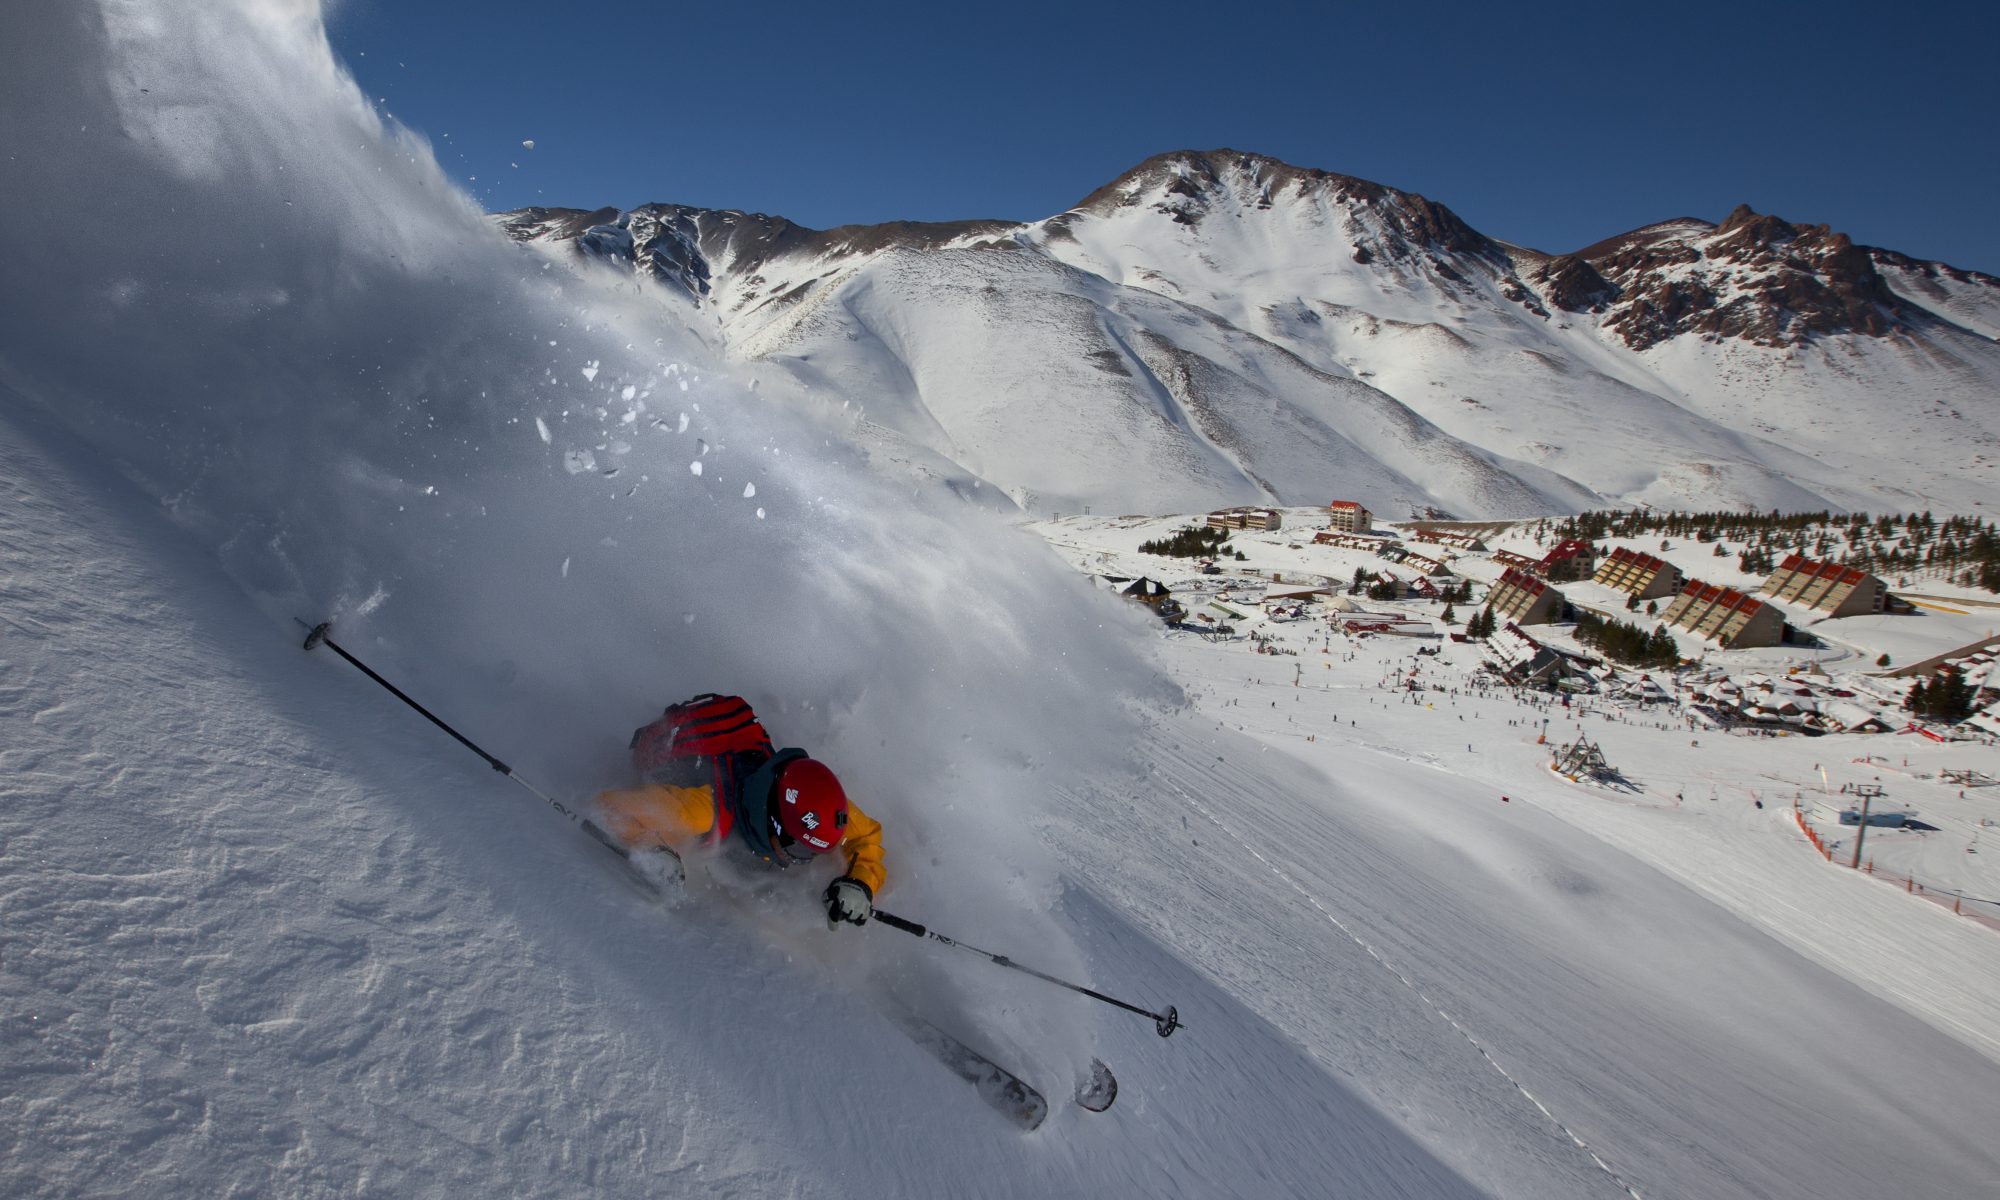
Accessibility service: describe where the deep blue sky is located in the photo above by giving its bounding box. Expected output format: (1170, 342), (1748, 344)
(328, 0), (1998, 271)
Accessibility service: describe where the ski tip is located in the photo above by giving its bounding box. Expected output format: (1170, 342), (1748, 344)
(1074, 1058), (1118, 1113)
(1009, 1083), (1050, 1131)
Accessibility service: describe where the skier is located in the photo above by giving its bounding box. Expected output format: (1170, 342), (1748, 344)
(595, 694), (885, 929)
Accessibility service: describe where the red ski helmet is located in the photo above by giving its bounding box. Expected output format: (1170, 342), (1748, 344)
(770, 757), (849, 859)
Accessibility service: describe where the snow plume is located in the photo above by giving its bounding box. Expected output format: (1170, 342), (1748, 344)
(0, 0), (1163, 1065)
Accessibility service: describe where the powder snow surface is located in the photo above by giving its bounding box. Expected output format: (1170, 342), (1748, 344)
(4, 3), (1999, 1198)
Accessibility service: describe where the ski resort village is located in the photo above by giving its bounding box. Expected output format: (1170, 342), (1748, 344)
(1032, 503), (2000, 937)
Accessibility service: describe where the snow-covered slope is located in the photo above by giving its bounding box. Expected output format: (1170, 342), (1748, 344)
(505, 155), (2000, 519)
(7, 4), (2000, 1199)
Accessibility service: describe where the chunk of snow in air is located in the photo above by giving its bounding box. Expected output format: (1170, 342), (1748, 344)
(581, 361), (600, 382)
(563, 449), (595, 474)
(742, 482), (756, 498)
(620, 385), (636, 401)
(534, 417), (552, 444)
(689, 461), (702, 476)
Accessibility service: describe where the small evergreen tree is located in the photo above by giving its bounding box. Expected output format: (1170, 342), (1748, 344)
(1919, 668), (1975, 720)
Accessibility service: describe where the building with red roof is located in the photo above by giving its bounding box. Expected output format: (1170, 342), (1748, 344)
(1593, 546), (1684, 599)
(1760, 554), (1887, 617)
(1659, 579), (1785, 648)
(1540, 538), (1598, 582)
(1487, 567), (1561, 625)
(1326, 500), (1372, 533)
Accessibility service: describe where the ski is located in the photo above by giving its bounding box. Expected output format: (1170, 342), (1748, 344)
(883, 1006), (1120, 1127)
(883, 1007), (1050, 1131)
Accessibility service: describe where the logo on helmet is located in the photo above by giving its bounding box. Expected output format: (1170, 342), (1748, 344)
(771, 757), (849, 856)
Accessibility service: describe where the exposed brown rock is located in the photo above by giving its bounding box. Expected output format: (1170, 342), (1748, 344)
(1581, 206), (1905, 349)
(1529, 255), (1617, 313)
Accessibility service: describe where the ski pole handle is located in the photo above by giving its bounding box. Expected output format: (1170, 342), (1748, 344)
(873, 911), (927, 938)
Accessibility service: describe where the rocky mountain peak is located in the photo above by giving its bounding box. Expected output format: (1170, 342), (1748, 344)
(1713, 202), (1796, 244)
(493, 153), (1994, 356)
(490, 202), (1014, 306)
(1061, 149), (1502, 265)
(1573, 205), (1903, 350)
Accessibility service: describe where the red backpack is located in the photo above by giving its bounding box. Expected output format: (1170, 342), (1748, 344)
(629, 694), (775, 843)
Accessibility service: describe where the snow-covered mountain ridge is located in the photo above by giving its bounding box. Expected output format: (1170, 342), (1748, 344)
(498, 150), (2000, 520)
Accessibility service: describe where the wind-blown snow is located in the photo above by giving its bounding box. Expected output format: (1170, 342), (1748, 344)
(1, 0), (1160, 1148)
(4, 4), (1999, 1198)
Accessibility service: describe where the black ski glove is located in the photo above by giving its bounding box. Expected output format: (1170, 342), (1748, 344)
(824, 876), (873, 928)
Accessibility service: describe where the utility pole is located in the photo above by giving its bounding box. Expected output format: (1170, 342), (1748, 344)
(1849, 783), (1885, 868)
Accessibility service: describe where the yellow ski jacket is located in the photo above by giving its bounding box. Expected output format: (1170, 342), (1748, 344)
(596, 782), (888, 895)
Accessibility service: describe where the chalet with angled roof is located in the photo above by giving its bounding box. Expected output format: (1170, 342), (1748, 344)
(1487, 567), (1561, 625)
(1658, 579), (1785, 648)
(1540, 538), (1598, 582)
(1593, 546), (1684, 599)
(1760, 554), (1887, 617)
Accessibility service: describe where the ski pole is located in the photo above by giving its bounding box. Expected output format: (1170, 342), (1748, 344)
(871, 909), (1180, 1037)
(297, 620), (672, 889)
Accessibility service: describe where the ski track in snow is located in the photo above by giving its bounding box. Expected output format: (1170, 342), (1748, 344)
(1161, 775), (1646, 1199)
